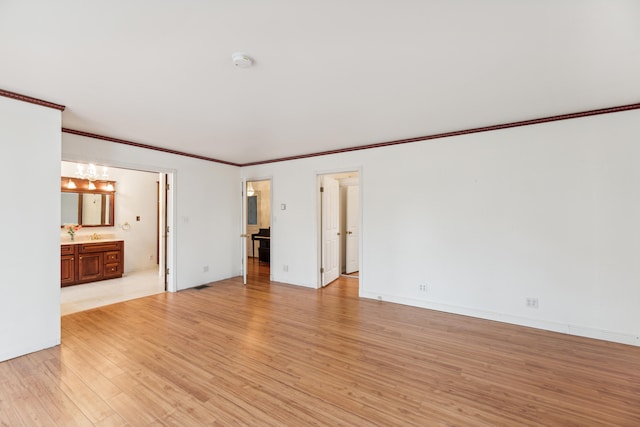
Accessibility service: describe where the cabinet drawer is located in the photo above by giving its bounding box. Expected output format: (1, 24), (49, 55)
(104, 251), (121, 263)
(79, 241), (121, 253)
(61, 245), (75, 255)
(103, 263), (122, 278)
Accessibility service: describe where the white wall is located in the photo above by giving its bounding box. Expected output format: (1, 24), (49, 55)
(62, 133), (240, 290)
(242, 109), (640, 346)
(61, 162), (160, 273)
(0, 97), (61, 361)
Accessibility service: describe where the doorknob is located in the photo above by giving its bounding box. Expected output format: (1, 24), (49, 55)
(337, 232), (341, 236)
(347, 231), (353, 235)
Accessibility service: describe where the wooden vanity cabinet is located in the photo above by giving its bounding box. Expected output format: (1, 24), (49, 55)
(61, 240), (124, 286)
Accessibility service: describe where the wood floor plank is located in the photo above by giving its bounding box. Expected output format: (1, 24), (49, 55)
(49, 353), (126, 425)
(1, 372), (59, 427)
(18, 352), (95, 427)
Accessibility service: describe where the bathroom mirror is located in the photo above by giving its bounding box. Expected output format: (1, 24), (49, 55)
(61, 177), (115, 227)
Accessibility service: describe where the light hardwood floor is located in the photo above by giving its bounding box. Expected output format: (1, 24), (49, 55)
(2, 259), (639, 425)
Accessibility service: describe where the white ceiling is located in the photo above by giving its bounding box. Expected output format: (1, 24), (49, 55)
(2, 1), (639, 165)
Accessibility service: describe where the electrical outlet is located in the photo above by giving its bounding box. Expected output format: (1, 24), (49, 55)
(283, 265), (288, 272)
(526, 297), (539, 308)
(203, 265), (209, 273)
(418, 283), (428, 292)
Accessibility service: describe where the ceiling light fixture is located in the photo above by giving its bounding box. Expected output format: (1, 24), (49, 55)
(76, 163), (108, 182)
(69, 162), (114, 191)
(232, 52), (254, 68)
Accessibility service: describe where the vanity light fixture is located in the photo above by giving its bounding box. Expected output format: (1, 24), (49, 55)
(105, 182), (114, 192)
(75, 163), (109, 182)
(66, 179), (77, 189)
(88, 182), (96, 190)
(247, 182), (255, 196)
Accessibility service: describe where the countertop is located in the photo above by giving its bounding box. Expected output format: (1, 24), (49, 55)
(60, 238), (122, 245)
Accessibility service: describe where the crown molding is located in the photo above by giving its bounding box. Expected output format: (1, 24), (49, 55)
(0, 88), (65, 111)
(61, 128), (241, 167)
(241, 102), (640, 166)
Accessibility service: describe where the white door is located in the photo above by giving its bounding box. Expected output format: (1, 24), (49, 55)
(345, 185), (359, 274)
(322, 176), (340, 286)
(241, 179), (247, 285)
(165, 173), (176, 292)
(159, 173), (168, 289)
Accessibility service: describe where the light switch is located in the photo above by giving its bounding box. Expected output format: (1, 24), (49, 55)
(280, 203), (286, 210)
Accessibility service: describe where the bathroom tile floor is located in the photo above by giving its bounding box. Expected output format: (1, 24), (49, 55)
(60, 268), (165, 316)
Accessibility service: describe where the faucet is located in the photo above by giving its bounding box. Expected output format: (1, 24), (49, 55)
(91, 232), (100, 240)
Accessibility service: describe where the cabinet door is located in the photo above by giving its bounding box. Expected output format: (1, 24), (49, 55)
(78, 253), (103, 282)
(61, 255), (75, 286)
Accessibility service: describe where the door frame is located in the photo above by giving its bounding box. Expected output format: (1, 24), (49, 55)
(241, 178), (247, 285)
(241, 176), (274, 282)
(316, 168), (363, 290)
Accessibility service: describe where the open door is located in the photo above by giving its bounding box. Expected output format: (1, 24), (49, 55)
(159, 173), (169, 290)
(345, 185), (359, 274)
(157, 172), (175, 292)
(321, 176), (340, 286)
(165, 172), (176, 292)
(241, 178), (247, 285)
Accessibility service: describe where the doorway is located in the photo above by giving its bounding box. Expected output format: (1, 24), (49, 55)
(318, 171), (361, 288)
(243, 179), (272, 284)
(60, 161), (175, 314)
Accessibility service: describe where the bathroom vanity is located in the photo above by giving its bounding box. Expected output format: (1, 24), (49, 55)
(61, 240), (124, 287)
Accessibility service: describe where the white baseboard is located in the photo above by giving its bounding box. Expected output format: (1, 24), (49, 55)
(360, 291), (639, 347)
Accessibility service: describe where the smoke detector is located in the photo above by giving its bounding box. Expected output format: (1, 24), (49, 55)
(232, 52), (254, 68)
